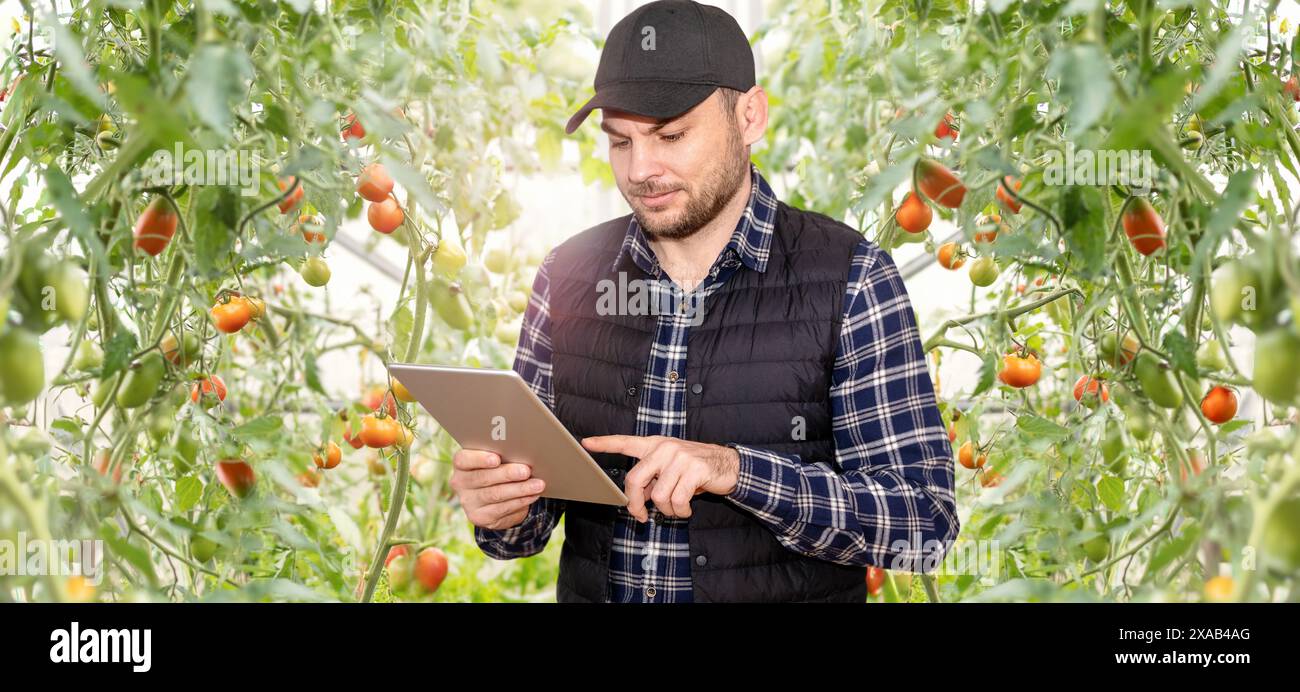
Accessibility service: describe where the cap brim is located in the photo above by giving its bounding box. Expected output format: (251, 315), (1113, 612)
(564, 81), (719, 135)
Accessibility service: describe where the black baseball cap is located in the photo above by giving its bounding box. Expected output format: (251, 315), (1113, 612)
(564, 0), (756, 135)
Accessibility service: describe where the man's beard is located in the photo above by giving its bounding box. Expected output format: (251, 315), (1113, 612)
(626, 124), (749, 241)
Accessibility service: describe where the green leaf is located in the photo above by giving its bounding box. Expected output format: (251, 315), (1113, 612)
(389, 304), (414, 361)
(1146, 524), (1200, 574)
(231, 416), (283, 439)
(1016, 415), (1071, 441)
(1047, 44), (1113, 134)
(186, 43), (253, 134)
(101, 329), (140, 379)
(1160, 331), (1197, 379)
(175, 476), (202, 512)
(1097, 476), (1125, 512)
(971, 351), (998, 396)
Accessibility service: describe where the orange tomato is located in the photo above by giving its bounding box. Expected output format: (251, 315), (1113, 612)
(390, 377), (416, 403)
(916, 159), (966, 209)
(211, 299), (253, 334)
(313, 441), (342, 469)
(936, 242), (965, 270)
(133, 198), (178, 256)
(362, 386), (399, 417)
(1121, 198), (1166, 256)
(1285, 75), (1300, 102)
(295, 213), (326, 244)
(998, 352), (1042, 388)
(368, 197), (404, 234)
(958, 441), (987, 469)
(980, 468), (1003, 488)
(896, 192), (932, 233)
(1200, 386), (1237, 424)
(1073, 375), (1110, 406)
(973, 213), (1002, 243)
(190, 375), (227, 406)
(359, 414), (401, 448)
(277, 177), (304, 214)
(298, 469), (322, 488)
(996, 176), (1023, 214)
(357, 163), (395, 203)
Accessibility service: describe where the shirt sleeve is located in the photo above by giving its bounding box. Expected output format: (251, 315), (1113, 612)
(723, 238), (960, 572)
(473, 250), (568, 560)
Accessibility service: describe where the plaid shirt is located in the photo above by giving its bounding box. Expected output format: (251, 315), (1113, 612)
(475, 162), (959, 602)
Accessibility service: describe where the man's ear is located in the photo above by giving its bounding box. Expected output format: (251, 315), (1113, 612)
(737, 85), (768, 148)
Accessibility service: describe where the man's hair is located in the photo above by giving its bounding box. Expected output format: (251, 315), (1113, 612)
(717, 87), (743, 122)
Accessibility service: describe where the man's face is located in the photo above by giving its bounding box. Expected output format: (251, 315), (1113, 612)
(600, 90), (751, 240)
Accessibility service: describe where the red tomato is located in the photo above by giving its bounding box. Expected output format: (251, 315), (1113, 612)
(1121, 198), (1166, 256)
(342, 113), (366, 140)
(190, 375), (227, 407)
(362, 387), (399, 417)
(211, 299), (253, 334)
(357, 163), (395, 202)
(996, 176), (1023, 214)
(133, 198), (178, 256)
(414, 547), (449, 593)
(1200, 386), (1238, 424)
(216, 459), (256, 499)
(1073, 375), (1110, 407)
(933, 112), (958, 141)
(277, 177), (304, 214)
(866, 566), (886, 596)
(367, 197), (405, 234)
(916, 159), (966, 209)
(386, 544), (411, 568)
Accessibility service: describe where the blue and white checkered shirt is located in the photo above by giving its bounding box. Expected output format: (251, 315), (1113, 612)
(475, 162), (959, 602)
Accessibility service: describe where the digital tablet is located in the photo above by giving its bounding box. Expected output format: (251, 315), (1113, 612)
(387, 363), (629, 506)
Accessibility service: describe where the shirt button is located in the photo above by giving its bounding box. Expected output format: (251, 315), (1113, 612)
(645, 586), (657, 598)
(695, 554), (708, 567)
(690, 383), (703, 395)
(626, 385), (638, 397)
(668, 371), (679, 382)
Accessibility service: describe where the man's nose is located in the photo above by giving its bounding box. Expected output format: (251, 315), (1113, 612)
(625, 140), (666, 187)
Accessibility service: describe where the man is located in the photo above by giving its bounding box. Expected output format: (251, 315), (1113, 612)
(452, 0), (958, 603)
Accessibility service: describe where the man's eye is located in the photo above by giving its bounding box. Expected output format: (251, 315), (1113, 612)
(611, 140), (630, 149)
(661, 132), (684, 143)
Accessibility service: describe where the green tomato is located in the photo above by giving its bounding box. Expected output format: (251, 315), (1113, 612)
(1210, 259), (1256, 325)
(495, 318), (521, 347)
(47, 260), (90, 324)
(388, 554), (414, 593)
(146, 408), (175, 442)
(968, 257), (999, 287)
(173, 424), (200, 474)
(1196, 339), (1227, 372)
(1083, 534), (1111, 563)
(72, 340), (104, 371)
(1252, 329), (1300, 406)
(432, 236), (468, 276)
(1099, 331), (1140, 367)
(115, 352), (165, 409)
(1125, 408), (1153, 441)
(190, 535), (219, 563)
(0, 328), (45, 406)
(1260, 498), (1300, 572)
(300, 257), (331, 287)
(483, 247), (511, 274)
(433, 281), (474, 330)
(507, 290), (529, 313)
(1102, 421), (1127, 475)
(1134, 352), (1183, 409)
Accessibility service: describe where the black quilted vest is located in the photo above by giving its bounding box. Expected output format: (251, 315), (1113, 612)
(547, 200), (868, 603)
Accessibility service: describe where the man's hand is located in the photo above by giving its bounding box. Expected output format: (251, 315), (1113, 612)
(450, 449), (547, 530)
(581, 435), (740, 522)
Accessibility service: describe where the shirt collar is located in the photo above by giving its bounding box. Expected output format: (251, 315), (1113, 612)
(612, 161), (777, 277)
